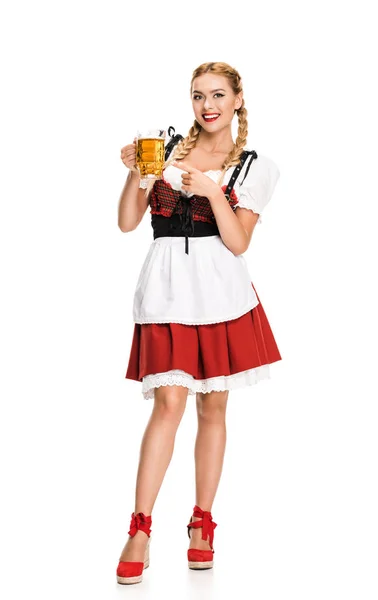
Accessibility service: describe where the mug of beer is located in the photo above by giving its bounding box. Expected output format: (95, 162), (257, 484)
(136, 129), (166, 180)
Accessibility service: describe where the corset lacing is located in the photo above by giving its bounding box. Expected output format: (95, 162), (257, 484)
(170, 193), (195, 255)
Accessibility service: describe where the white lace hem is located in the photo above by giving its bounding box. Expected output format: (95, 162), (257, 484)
(141, 366), (270, 400)
(234, 199), (263, 224)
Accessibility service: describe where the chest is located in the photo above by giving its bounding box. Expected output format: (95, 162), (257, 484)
(149, 177), (239, 224)
(177, 148), (229, 172)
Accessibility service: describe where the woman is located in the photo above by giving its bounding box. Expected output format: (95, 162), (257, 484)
(116, 61), (282, 584)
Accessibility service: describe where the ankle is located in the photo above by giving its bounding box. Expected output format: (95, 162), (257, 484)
(128, 511), (152, 537)
(131, 529), (149, 540)
(187, 505), (217, 552)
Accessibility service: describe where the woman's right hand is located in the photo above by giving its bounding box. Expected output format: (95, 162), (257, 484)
(120, 138), (139, 174)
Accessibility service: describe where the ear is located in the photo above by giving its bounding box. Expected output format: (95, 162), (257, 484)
(235, 92), (243, 111)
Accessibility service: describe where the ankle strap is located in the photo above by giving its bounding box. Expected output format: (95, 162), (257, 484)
(128, 512), (152, 537)
(187, 505), (217, 550)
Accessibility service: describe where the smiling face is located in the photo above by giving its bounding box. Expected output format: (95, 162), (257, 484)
(191, 73), (243, 131)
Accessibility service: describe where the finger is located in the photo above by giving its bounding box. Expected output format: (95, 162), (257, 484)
(120, 145), (135, 154)
(121, 149), (136, 159)
(172, 160), (195, 173)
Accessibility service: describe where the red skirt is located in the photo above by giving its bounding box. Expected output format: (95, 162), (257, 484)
(125, 282), (281, 390)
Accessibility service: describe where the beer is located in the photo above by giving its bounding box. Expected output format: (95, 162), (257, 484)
(136, 137), (165, 179)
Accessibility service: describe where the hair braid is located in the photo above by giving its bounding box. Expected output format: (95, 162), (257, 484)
(216, 99), (248, 187)
(169, 119), (202, 162)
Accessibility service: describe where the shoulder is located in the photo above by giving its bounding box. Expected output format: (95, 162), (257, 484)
(240, 150), (280, 186)
(232, 150), (281, 221)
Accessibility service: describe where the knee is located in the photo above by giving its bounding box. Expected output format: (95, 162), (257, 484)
(152, 386), (187, 424)
(196, 392), (228, 425)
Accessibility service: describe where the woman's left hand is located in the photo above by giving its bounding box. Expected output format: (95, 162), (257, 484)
(172, 160), (220, 199)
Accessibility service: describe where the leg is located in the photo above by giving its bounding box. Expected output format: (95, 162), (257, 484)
(189, 390), (229, 550)
(119, 385), (188, 562)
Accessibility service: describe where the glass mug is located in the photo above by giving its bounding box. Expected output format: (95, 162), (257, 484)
(136, 129), (166, 180)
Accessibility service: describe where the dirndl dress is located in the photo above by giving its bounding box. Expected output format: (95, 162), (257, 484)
(125, 149), (282, 400)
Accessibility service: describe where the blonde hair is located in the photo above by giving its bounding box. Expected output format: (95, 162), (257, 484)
(144, 61), (248, 196)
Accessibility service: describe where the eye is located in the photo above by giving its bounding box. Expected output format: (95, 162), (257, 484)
(192, 93), (225, 100)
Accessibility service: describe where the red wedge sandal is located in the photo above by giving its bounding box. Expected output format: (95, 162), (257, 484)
(187, 505), (217, 570)
(116, 511), (152, 585)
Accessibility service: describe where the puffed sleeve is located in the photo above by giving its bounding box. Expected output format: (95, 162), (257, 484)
(234, 154), (280, 224)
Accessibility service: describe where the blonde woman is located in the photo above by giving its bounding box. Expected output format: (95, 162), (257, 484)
(117, 61), (282, 584)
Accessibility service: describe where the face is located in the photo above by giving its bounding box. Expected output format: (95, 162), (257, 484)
(191, 73), (242, 131)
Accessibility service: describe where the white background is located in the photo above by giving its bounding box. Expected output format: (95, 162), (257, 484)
(1, 1), (377, 598)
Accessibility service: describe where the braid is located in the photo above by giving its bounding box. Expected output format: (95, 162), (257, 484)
(216, 99), (248, 187)
(170, 119), (202, 162)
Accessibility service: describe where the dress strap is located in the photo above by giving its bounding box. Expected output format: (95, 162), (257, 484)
(223, 150), (258, 200)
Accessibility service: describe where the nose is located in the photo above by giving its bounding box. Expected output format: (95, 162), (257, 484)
(203, 97), (214, 110)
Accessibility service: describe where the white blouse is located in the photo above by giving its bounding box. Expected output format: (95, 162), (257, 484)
(133, 150), (280, 326)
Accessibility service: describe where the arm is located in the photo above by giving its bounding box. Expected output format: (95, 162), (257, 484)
(207, 188), (259, 255)
(118, 171), (150, 232)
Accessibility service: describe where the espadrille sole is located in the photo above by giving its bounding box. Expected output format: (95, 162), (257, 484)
(188, 560), (213, 570)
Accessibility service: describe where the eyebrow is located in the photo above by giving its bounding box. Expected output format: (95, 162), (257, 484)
(192, 88), (226, 94)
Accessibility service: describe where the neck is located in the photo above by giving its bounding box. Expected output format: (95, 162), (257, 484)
(197, 125), (234, 154)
